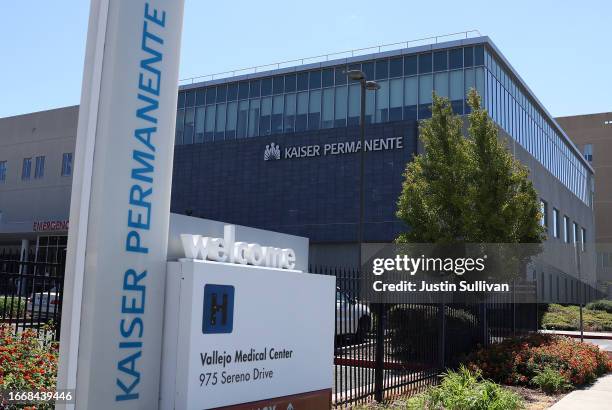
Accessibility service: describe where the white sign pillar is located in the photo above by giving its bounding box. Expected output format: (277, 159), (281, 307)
(56, 1), (184, 409)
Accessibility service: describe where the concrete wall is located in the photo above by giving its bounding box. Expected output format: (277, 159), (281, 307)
(0, 106), (78, 241)
(557, 112), (612, 292)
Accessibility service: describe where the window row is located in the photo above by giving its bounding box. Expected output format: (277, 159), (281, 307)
(177, 46), (485, 108)
(0, 153), (73, 184)
(175, 68), (485, 143)
(541, 200), (587, 251)
(484, 49), (591, 205)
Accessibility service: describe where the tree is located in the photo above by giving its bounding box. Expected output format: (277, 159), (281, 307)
(396, 89), (545, 245)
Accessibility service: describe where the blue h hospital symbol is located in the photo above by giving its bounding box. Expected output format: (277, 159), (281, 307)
(203, 284), (234, 334)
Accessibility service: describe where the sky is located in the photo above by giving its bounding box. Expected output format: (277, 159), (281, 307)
(1, 0), (611, 119)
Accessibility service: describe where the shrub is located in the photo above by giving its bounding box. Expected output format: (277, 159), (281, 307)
(586, 299), (612, 314)
(530, 367), (571, 394)
(541, 304), (612, 331)
(388, 305), (479, 365)
(406, 366), (524, 410)
(0, 324), (58, 409)
(468, 333), (612, 388)
(0, 296), (27, 317)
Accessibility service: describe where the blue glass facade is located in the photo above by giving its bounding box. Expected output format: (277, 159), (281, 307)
(171, 37), (594, 244)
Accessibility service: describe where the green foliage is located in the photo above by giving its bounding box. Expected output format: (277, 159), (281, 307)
(541, 304), (612, 331)
(530, 367), (571, 394)
(586, 299), (612, 313)
(396, 90), (545, 245)
(406, 366), (524, 410)
(0, 296), (27, 316)
(388, 305), (479, 364)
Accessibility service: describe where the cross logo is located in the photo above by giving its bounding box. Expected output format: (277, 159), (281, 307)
(264, 142), (281, 161)
(202, 284), (235, 334)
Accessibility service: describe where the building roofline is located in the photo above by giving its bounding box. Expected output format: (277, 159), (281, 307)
(0, 105), (79, 121)
(179, 36), (593, 173)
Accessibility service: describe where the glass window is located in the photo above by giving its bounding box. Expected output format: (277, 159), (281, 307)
(205, 87), (216, 105)
(375, 80), (389, 123)
(348, 84), (360, 126)
(238, 82), (249, 99)
(284, 93), (296, 132)
(389, 78), (403, 121)
(205, 105), (216, 141)
(583, 144), (593, 162)
(573, 222), (578, 244)
(296, 91), (308, 132)
(322, 69), (334, 87)
(335, 67), (347, 86)
(22, 158), (32, 180)
(465, 68), (475, 113)
(449, 48), (463, 69)
(249, 80), (261, 98)
(0, 161), (6, 183)
(237, 100), (249, 138)
(308, 89), (321, 130)
(177, 92), (185, 109)
(261, 78), (272, 96)
(320, 88), (333, 129)
(419, 74), (433, 118)
(581, 228), (586, 252)
(404, 76), (418, 120)
(389, 57), (403, 78)
(214, 104), (226, 140)
(195, 106), (205, 143)
(475, 45), (485, 66)
(185, 90), (195, 107)
(34, 156), (45, 179)
(464, 46), (474, 67)
(553, 208), (559, 238)
(285, 74), (296, 93)
(433, 51), (447, 71)
(61, 153), (72, 177)
(175, 109), (184, 144)
(404, 55), (417, 76)
(309, 71), (321, 89)
(418, 53), (432, 74)
(259, 97), (272, 135)
(195, 88), (206, 106)
(334, 86), (347, 127)
(297, 72), (309, 91)
(248, 99), (260, 137)
(434, 72), (449, 98)
(271, 95), (284, 133)
(184, 107), (195, 144)
(362, 62), (374, 80)
(375, 59), (388, 80)
(226, 101), (237, 138)
(450, 70), (463, 114)
(540, 199), (548, 229)
(216, 85), (227, 103)
(476, 67), (485, 98)
(563, 216), (570, 243)
(227, 84), (238, 101)
(365, 87), (375, 124)
(273, 76), (284, 95)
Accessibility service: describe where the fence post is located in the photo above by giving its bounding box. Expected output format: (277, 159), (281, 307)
(438, 302), (446, 369)
(374, 302), (385, 402)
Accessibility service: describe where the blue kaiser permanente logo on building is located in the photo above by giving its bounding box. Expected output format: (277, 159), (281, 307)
(203, 284), (235, 334)
(264, 142), (281, 161)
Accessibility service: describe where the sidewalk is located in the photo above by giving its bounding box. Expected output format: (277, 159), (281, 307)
(550, 374), (612, 410)
(540, 330), (612, 339)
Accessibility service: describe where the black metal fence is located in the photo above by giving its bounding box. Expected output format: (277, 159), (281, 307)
(0, 249), (65, 340)
(312, 265), (541, 407)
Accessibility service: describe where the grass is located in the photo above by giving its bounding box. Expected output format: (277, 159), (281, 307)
(541, 304), (612, 331)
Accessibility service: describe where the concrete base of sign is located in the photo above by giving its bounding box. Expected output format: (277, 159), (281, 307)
(216, 388), (332, 409)
(160, 259), (335, 410)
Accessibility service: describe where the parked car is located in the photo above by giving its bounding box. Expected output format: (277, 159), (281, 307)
(336, 289), (371, 343)
(27, 287), (60, 319)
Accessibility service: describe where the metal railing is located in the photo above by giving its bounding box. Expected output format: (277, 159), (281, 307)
(179, 30), (482, 86)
